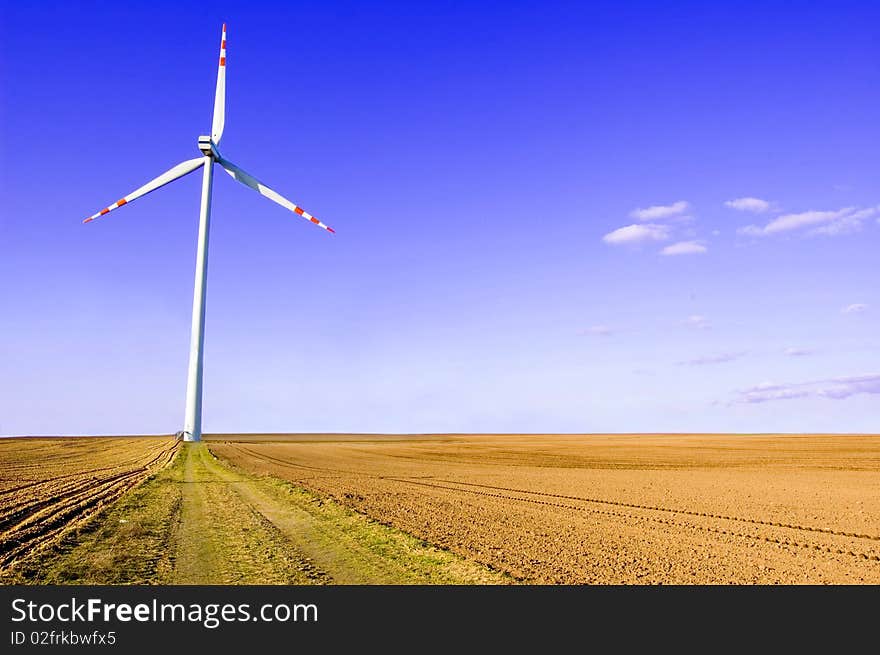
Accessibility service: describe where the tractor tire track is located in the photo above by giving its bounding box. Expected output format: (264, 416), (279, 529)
(424, 478), (880, 542)
(0, 441), (176, 500)
(230, 444), (880, 561)
(384, 477), (880, 562)
(226, 444), (880, 556)
(0, 442), (178, 568)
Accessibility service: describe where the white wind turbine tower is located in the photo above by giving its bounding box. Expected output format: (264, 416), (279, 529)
(84, 24), (334, 442)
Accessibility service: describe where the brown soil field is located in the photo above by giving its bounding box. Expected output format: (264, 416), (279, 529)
(209, 433), (880, 584)
(1, 441), (507, 585)
(0, 437), (178, 570)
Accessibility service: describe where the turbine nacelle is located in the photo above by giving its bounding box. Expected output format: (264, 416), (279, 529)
(83, 25), (334, 234)
(197, 136), (221, 159)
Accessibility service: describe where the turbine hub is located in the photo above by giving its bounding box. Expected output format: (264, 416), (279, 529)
(197, 136), (220, 159)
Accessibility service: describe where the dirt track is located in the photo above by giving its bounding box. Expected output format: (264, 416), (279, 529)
(210, 434), (880, 584)
(0, 437), (178, 570)
(168, 444), (504, 584)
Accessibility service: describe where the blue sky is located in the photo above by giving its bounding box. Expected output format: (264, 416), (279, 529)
(1, 1), (878, 435)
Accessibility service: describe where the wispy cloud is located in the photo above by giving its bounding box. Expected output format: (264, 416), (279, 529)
(734, 374), (880, 404)
(679, 351), (747, 366)
(661, 240), (707, 256)
(784, 347), (813, 357)
(683, 315), (711, 330)
(847, 207), (877, 221)
(811, 207), (878, 236)
(602, 223), (670, 245)
(579, 325), (617, 336)
(738, 205), (879, 237)
(736, 382), (812, 403)
(629, 201), (689, 221)
(725, 197), (772, 213)
(749, 208), (851, 235)
(842, 303), (868, 314)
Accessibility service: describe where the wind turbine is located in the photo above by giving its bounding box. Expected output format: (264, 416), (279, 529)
(83, 24), (334, 442)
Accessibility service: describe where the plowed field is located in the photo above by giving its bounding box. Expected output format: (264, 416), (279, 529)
(0, 437), (178, 570)
(1, 441), (507, 585)
(210, 434), (880, 584)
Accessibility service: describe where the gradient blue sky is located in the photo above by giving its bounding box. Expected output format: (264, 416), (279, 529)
(1, 1), (878, 435)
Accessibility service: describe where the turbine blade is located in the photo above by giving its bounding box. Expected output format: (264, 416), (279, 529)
(211, 23), (227, 143)
(218, 156), (335, 234)
(83, 157), (205, 223)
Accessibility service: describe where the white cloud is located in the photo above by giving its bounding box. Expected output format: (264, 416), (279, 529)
(784, 347), (813, 357)
(661, 240), (707, 256)
(679, 351), (747, 366)
(737, 384), (812, 403)
(842, 303), (868, 314)
(734, 374), (880, 404)
(580, 325), (617, 336)
(810, 218), (862, 236)
(818, 375), (880, 399)
(764, 208), (852, 234)
(602, 223), (670, 245)
(629, 201), (689, 221)
(683, 315), (711, 330)
(810, 207), (877, 236)
(739, 205), (879, 237)
(725, 197), (771, 213)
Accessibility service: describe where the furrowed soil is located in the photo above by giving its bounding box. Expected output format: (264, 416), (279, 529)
(0, 436), (177, 576)
(209, 433), (880, 584)
(0, 440), (508, 585)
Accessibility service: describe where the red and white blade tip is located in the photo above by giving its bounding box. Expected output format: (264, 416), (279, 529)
(291, 205), (335, 234)
(83, 198), (128, 223)
(219, 24), (227, 67)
